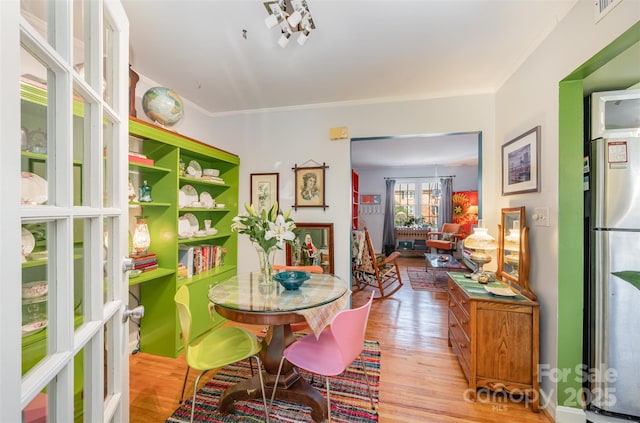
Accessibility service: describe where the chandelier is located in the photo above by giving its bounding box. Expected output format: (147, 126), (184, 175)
(263, 0), (316, 47)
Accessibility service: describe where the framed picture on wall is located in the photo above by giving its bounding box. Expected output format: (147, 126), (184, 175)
(250, 172), (279, 213)
(361, 194), (381, 205)
(502, 126), (541, 195)
(293, 164), (328, 209)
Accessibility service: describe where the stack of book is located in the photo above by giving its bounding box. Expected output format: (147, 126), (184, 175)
(178, 244), (225, 278)
(131, 252), (158, 272)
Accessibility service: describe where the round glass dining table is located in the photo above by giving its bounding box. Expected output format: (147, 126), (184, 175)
(208, 271), (349, 422)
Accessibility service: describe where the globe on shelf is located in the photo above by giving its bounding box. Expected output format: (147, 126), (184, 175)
(141, 87), (184, 127)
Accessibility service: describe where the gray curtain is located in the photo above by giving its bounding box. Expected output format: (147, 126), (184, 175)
(437, 177), (454, 228)
(382, 179), (396, 255)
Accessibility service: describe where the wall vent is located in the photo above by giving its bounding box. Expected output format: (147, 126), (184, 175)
(594, 0), (621, 23)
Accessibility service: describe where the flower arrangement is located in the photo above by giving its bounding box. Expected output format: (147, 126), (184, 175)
(232, 202), (296, 281)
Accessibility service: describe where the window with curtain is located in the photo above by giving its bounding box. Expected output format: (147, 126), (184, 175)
(394, 180), (439, 227)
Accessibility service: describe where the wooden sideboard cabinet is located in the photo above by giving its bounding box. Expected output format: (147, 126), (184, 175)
(447, 272), (540, 412)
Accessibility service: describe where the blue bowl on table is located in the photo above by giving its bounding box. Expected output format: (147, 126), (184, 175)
(273, 271), (311, 290)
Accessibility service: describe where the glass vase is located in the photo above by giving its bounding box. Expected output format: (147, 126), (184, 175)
(254, 244), (276, 285)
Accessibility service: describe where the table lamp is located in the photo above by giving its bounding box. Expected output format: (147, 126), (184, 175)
(463, 227), (497, 281)
(132, 216), (151, 254)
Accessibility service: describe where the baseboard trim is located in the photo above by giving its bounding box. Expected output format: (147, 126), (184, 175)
(556, 406), (586, 423)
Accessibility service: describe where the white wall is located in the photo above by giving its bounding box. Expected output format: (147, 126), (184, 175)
(202, 96), (496, 282)
(493, 0), (640, 420)
(353, 164), (479, 251)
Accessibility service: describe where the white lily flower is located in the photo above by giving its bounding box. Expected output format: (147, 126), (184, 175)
(265, 215), (296, 243)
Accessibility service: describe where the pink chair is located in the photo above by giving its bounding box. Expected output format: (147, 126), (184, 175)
(270, 291), (376, 422)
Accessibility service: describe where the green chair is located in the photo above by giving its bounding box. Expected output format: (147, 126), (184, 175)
(174, 285), (270, 423)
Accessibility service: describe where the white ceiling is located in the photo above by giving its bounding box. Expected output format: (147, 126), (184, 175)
(122, 0), (577, 167)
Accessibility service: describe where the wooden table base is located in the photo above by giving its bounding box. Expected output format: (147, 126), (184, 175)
(217, 323), (328, 422)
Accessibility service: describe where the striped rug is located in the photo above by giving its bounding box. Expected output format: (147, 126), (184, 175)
(166, 340), (380, 423)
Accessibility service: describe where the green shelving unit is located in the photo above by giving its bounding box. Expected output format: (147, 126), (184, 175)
(128, 117), (239, 358)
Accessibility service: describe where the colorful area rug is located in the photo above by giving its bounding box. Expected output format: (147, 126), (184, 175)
(166, 340), (380, 423)
(407, 267), (449, 292)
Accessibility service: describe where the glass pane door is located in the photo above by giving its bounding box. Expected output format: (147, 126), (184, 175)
(6, 1), (131, 422)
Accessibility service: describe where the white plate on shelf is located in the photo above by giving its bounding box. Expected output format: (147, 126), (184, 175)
(186, 160), (202, 178)
(22, 320), (48, 337)
(182, 213), (199, 233)
(200, 191), (214, 208)
(22, 281), (48, 299)
(21, 172), (48, 205)
(483, 285), (517, 297)
(178, 215), (194, 238)
(180, 185), (198, 208)
(22, 227), (35, 258)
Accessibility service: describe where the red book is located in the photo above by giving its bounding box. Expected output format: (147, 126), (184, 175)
(134, 260), (158, 270)
(128, 154), (154, 166)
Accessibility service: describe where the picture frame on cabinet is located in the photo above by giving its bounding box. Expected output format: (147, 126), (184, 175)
(502, 126), (541, 195)
(285, 222), (334, 274)
(250, 172), (279, 214)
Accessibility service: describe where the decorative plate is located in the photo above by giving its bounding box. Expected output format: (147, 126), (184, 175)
(178, 215), (194, 238)
(178, 190), (187, 208)
(180, 185), (198, 207)
(22, 227), (35, 258)
(200, 191), (214, 208)
(21, 172), (48, 205)
(22, 320), (48, 337)
(186, 160), (202, 178)
(183, 213), (199, 233)
(22, 281), (48, 299)
(483, 285), (517, 297)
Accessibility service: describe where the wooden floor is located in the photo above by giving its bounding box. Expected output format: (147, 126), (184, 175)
(129, 257), (553, 422)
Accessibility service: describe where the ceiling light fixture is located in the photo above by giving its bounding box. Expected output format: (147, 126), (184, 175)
(264, 0), (316, 48)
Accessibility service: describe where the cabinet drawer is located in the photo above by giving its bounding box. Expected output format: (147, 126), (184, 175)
(448, 278), (471, 316)
(449, 312), (471, 381)
(449, 297), (471, 339)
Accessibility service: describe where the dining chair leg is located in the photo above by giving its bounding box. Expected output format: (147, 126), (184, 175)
(251, 355), (271, 423)
(358, 355), (375, 410)
(179, 366), (190, 404)
(325, 376), (332, 423)
(190, 370), (209, 423)
(269, 356), (287, 408)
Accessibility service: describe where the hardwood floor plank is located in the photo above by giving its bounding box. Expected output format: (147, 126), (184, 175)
(130, 257), (552, 422)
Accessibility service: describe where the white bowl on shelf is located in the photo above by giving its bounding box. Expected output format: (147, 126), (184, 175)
(202, 168), (219, 177)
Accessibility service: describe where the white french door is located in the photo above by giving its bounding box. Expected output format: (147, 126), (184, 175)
(0, 0), (130, 421)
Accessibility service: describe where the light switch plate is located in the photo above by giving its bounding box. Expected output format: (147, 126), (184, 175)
(533, 207), (549, 226)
